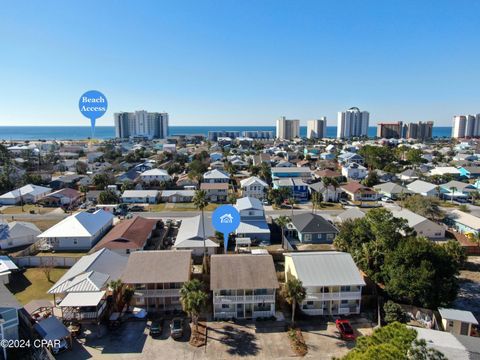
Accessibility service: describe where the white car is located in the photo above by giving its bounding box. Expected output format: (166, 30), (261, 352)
(381, 196), (393, 203)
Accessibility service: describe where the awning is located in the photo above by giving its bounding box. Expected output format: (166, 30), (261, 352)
(24, 299), (53, 315)
(58, 291), (105, 307)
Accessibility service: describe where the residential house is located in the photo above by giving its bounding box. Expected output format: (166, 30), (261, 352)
(160, 190), (195, 203)
(121, 250), (192, 313)
(390, 208), (445, 239)
(48, 248), (127, 321)
(200, 183), (228, 202)
(429, 167), (461, 178)
(202, 169), (230, 184)
(0, 184), (51, 205)
(270, 167), (312, 182)
(320, 152), (336, 160)
(240, 176), (268, 200)
(86, 190), (102, 203)
(373, 182), (413, 200)
(210, 160), (225, 170)
(284, 252), (365, 316)
(407, 180), (441, 197)
(273, 178), (309, 202)
(0, 221), (41, 250)
(210, 152), (224, 162)
(0, 255), (19, 284)
(458, 166), (480, 179)
(447, 210), (480, 236)
(399, 169), (421, 183)
(335, 208), (366, 223)
(313, 169), (342, 181)
(92, 217), (158, 255)
(139, 169), (171, 184)
(440, 180), (476, 202)
(308, 182), (341, 202)
(235, 197), (271, 243)
(173, 215), (219, 256)
(286, 213), (338, 244)
(414, 327), (480, 359)
(341, 163), (367, 180)
(49, 174), (86, 190)
(211, 254), (278, 320)
(121, 190), (160, 204)
(438, 308), (478, 337)
(176, 173), (198, 189)
(38, 210), (113, 251)
(41, 188), (83, 207)
(340, 182), (379, 202)
(0, 283), (21, 340)
(338, 152), (364, 166)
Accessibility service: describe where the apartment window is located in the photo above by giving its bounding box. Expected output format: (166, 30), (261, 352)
(307, 301), (314, 306)
(73, 239), (78, 245)
(326, 234), (335, 240)
(221, 304), (230, 309)
(341, 300), (348, 305)
(340, 286), (350, 292)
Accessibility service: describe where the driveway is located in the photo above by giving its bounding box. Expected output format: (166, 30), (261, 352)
(57, 318), (373, 359)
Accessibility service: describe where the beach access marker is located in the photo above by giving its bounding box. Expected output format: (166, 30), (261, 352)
(79, 90), (108, 138)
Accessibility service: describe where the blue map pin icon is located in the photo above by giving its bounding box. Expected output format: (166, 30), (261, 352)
(212, 205), (240, 253)
(79, 90), (108, 138)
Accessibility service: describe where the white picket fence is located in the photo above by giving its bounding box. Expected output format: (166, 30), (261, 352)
(13, 256), (79, 268)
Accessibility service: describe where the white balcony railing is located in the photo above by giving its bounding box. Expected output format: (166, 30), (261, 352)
(214, 311), (237, 319)
(252, 310), (274, 318)
(213, 294), (275, 304)
(134, 288), (180, 298)
(305, 291), (362, 302)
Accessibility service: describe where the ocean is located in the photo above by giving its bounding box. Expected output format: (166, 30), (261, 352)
(0, 126), (453, 141)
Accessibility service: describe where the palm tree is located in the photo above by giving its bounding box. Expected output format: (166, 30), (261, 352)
(259, 162), (271, 183)
(108, 279), (123, 311)
(330, 178), (339, 202)
(470, 190), (480, 205)
(79, 185), (88, 201)
(311, 192), (322, 214)
(180, 279), (207, 332)
(449, 186), (457, 204)
(282, 278), (306, 326)
(193, 190), (208, 268)
(275, 216), (290, 250)
(288, 197), (296, 217)
(228, 193), (237, 205)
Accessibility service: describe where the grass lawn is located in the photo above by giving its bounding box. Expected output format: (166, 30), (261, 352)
(36, 252), (87, 258)
(147, 203), (167, 212)
(317, 203), (344, 210)
(0, 205), (53, 215)
(7, 268), (68, 305)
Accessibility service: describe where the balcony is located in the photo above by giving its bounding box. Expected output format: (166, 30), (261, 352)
(213, 294), (275, 304)
(305, 291), (361, 302)
(134, 288), (180, 298)
(214, 311), (237, 319)
(252, 310), (274, 318)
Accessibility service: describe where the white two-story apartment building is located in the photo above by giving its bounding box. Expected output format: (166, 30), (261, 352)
(211, 254), (278, 320)
(139, 169), (171, 184)
(284, 252), (365, 316)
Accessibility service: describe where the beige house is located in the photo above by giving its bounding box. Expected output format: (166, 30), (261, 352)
(122, 250), (192, 313)
(211, 254), (278, 320)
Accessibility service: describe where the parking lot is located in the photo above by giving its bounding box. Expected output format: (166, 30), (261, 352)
(57, 317), (373, 359)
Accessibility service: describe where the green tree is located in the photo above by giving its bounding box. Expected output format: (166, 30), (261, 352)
(180, 279), (208, 332)
(282, 278), (306, 326)
(76, 161), (88, 175)
(383, 301), (407, 324)
(98, 190), (119, 204)
(259, 163), (271, 184)
(288, 197), (296, 216)
(383, 237), (459, 308)
(401, 195), (444, 221)
(275, 215), (290, 250)
(311, 192), (322, 214)
(358, 145), (397, 170)
(227, 193), (237, 205)
(443, 240), (467, 269)
(343, 322), (446, 360)
(405, 148), (425, 166)
(362, 171), (380, 187)
(93, 173), (114, 190)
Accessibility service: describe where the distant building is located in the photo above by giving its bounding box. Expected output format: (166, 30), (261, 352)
(376, 121), (403, 139)
(404, 121), (434, 140)
(307, 117), (327, 139)
(452, 114), (480, 138)
(276, 116), (300, 140)
(337, 107), (369, 139)
(241, 131), (274, 139)
(207, 131), (240, 141)
(114, 110), (169, 139)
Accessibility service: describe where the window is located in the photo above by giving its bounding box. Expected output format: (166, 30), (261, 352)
(340, 286), (350, 292)
(222, 304), (230, 309)
(73, 239), (78, 245)
(307, 301), (314, 305)
(341, 300), (348, 304)
(303, 234), (312, 241)
(327, 234), (335, 240)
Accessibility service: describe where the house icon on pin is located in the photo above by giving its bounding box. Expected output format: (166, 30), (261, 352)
(220, 213), (234, 224)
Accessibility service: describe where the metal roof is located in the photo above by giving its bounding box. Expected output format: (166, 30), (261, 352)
(285, 251), (365, 287)
(438, 308), (479, 324)
(59, 291), (106, 307)
(38, 210), (113, 238)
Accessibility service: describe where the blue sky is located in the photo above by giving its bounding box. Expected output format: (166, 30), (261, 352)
(0, 0), (479, 126)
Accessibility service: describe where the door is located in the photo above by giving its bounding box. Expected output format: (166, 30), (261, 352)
(236, 304), (244, 318)
(245, 304), (252, 318)
(460, 322), (469, 336)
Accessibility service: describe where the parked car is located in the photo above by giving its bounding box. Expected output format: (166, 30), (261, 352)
(129, 205), (144, 212)
(381, 196), (393, 203)
(339, 199), (349, 205)
(150, 319), (163, 337)
(336, 319), (356, 341)
(170, 318), (183, 339)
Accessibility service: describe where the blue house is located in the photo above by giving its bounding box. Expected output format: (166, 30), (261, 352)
(338, 152), (364, 166)
(459, 166), (480, 179)
(271, 167), (312, 182)
(287, 213), (338, 244)
(320, 152), (336, 160)
(273, 178), (309, 202)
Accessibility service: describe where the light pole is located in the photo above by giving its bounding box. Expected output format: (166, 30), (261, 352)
(0, 316), (7, 360)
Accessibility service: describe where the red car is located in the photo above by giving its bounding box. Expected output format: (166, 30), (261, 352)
(336, 319), (356, 341)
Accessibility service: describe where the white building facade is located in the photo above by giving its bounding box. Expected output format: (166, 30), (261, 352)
(114, 110), (169, 139)
(307, 117), (327, 139)
(276, 117), (300, 140)
(337, 107), (369, 139)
